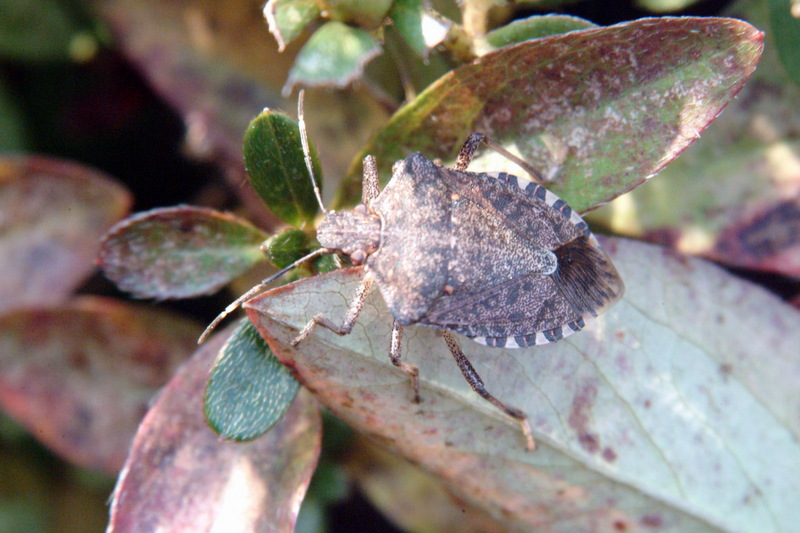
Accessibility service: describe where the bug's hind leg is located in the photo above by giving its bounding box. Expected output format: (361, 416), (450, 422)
(453, 133), (545, 185)
(441, 331), (535, 451)
(291, 271), (374, 346)
(388, 321), (420, 403)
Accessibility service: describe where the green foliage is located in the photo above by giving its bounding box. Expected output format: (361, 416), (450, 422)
(769, 0), (800, 88)
(204, 320), (300, 441)
(263, 228), (312, 269)
(0, 0), (98, 62)
(284, 21), (382, 95)
(265, 0), (322, 51)
(243, 109), (323, 227)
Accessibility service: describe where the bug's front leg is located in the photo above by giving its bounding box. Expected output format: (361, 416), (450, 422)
(290, 271), (375, 347)
(441, 331), (536, 451)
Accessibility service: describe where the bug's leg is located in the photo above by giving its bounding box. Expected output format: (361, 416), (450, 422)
(453, 133), (487, 171)
(441, 331), (536, 451)
(361, 155), (381, 204)
(453, 133), (545, 185)
(290, 271), (375, 347)
(388, 321), (421, 403)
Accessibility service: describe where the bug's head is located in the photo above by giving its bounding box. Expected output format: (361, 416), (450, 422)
(317, 204), (381, 265)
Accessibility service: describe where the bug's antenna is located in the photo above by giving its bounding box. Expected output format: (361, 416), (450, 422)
(298, 90), (327, 214)
(198, 247), (332, 344)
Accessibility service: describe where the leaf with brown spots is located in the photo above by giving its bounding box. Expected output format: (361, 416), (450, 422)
(99, 206), (269, 299)
(247, 238), (800, 532)
(0, 155), (131, 313)
(338, 17), (764, 212)
(0, 297), (199, 473)
(107, 325), (321, 533)
(588, 3), (800, 278)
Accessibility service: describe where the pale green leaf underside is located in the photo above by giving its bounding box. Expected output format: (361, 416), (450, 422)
(247, 238), (800, 532)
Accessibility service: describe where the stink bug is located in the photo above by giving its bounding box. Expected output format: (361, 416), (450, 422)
(201, 93), (624, 450)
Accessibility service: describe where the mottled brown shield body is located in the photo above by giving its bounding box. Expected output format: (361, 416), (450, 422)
(363, 152), (623, 348)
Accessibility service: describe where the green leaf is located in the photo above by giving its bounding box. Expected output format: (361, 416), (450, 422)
(0, 155), (131, 313)
(769, 0), (800, 88)
(284, 21), (382, 95)
(98, 206), (268, 299)
(389, 0), (451, 57)
(0, 76), (28, 150)
(324, 0), (394, 29)
(483, 14), (597, 50)
(246, 238), (800, 532)
(262, 228), (311, 269)
(243, 109), (322, 227)
(314, 253), (340, 274)
(0, 296), (200, 473)
(0, 0), (96, 62)
(635, 0), (704, 12)
(109, 325), (320, 531)
(204, 319), (300, 441)
(264, 0), (321, 52)
(337, 17), (764, 213)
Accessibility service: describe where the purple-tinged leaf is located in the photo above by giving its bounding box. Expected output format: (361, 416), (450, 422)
(0, 155), (131, 313)
(346, 436), (507, 533)
(0, 297), (199, 473)
(338, 17), (764, 213)
(99, 206), (268, 299)
(247, 238), (800, 532)
(108, 325), (321, 533)
(588, 3), (800, 277)
(204, 319), (300, 441)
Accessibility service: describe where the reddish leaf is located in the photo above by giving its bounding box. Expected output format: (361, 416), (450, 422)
(0, 155), (131, 312)
(0, 297), (200, 473)
(108, 325), (321, 533)
(246, 239), (800, 532)
(339, 17), (764, 212)
(346, 436), (506, 533)
(588, 4), (800, 277)
(99, 206), (268, 299)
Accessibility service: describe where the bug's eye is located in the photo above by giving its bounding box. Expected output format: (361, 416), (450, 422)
(350, 249), (367, 265)
(353, 203), (369, 215)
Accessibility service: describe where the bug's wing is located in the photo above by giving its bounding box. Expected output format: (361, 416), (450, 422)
(418, 169), (624, 348)
(421, 235), (623, 347)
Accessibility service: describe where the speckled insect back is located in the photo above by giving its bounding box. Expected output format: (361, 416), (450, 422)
(292, 126), (624, 450)
(201, 93), (624, 451)
(363, 152), (624, 349)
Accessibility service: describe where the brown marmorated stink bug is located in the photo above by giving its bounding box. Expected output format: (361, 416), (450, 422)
(201, 93), (625, 450)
